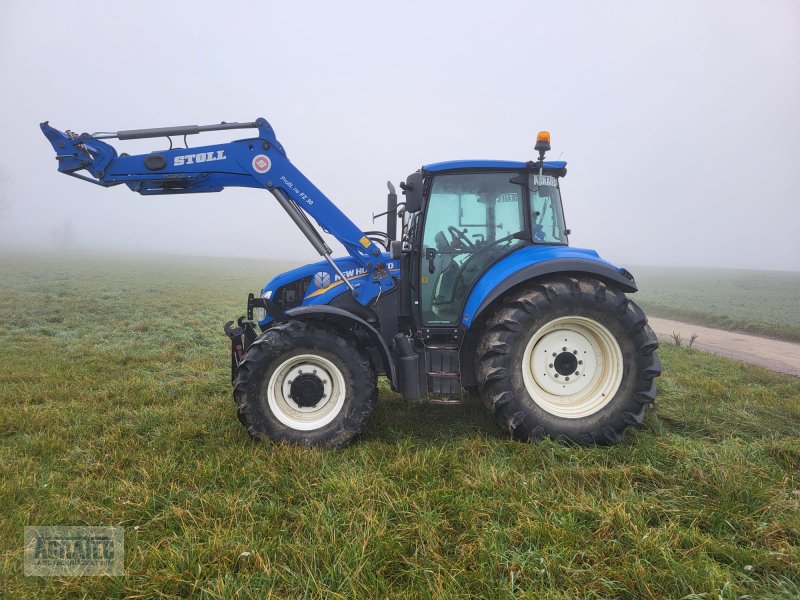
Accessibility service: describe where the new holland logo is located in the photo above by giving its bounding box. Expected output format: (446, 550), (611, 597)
(313, 272), (331, 289)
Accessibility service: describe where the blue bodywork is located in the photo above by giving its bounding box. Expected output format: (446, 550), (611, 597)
(258, 245), (633, 330)
(254, 156), (628, 332)
(258, 253), (401, 327)
(41, 116), (631, 342)
(460, 246), (627, 327)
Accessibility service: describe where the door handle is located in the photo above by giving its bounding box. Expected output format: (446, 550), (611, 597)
(425, 248), (437, 274)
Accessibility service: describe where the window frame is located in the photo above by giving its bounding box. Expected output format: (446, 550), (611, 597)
(529, 173), (569, 246)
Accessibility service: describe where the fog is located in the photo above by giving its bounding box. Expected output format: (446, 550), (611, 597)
(1, 0), (798, 271)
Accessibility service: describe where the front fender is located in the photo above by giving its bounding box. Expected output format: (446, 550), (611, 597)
(461, 246), (637, 328)
(276, 305), (398, 390)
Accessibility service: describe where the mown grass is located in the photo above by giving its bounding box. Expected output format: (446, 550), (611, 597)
(0, 253), (798, 599)
(632, 266), (800, 342)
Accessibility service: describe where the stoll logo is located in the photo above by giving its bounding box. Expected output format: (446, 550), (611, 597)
(313, 271), (331, 290)
(24, 526), (124, 576)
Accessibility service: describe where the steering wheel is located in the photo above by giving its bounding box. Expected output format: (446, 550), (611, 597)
(434, 230), (452, 252)
(447, 225), (475, 249)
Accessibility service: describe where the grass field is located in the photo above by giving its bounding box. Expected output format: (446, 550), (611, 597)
(1, 253), (799, 599)
(631, 266), (800, 343)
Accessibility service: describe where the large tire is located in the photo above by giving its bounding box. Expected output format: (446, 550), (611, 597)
(475, 276), (660, 445)
(233, 320), (377, 448)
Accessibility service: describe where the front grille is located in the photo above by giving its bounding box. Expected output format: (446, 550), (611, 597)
(274, 277), (311, 311)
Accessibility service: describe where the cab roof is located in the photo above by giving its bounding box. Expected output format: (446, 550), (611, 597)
(422, 160), (567, 172)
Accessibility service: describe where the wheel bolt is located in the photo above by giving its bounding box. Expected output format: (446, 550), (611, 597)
(313, 369), (317, 374)
(552, 352), (557, 357)
(578, 360), (583, 365)
(562, 346), (567, 351)
(575, 371), (580, 375)
(565, 377), (570, 381)
(322, 380), (327, 385)
(288, 380), (293, 385)
(573, 350), (578, 355)
(554, 374), (559, 378)
(549, 363), (553, 368)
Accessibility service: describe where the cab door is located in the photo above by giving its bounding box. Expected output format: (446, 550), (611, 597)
(418, 171), (527, 326)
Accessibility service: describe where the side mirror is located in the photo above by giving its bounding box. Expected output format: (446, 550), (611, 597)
(400, 171), (424, 213)
(386, 181), (398, 240)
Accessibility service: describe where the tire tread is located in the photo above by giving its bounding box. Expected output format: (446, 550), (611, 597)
(476, 276), (661, 445)
(233, 320), (376, 448)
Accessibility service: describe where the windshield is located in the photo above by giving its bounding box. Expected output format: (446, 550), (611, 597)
(530, 173), (568, 244)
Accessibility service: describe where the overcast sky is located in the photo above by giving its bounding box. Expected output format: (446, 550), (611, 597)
(0, 0), (798, 271)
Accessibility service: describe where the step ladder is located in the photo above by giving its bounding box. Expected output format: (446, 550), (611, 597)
(425, 346), (462, 404)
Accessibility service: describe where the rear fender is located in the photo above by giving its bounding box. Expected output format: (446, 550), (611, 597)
(461, 249), (637, 329)
(459, 249), (638, 387)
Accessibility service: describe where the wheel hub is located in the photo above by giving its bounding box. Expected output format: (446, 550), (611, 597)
(531, 328), (597, 395)
(268, 355), (344, 431)
(553, 351), (578, 376)
(522, 316), (624, 419)
(289, 373), (325, 408)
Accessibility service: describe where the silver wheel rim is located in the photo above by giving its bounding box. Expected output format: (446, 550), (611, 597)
(521, 316), (624, 419)
(266, 354), (346, 431)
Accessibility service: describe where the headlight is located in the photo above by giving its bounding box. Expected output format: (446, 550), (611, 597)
(252, 290), (271, 322)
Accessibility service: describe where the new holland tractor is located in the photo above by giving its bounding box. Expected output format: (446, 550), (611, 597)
(41, 118), (661, 447)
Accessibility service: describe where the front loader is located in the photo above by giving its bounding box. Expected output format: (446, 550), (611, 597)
(41, 118), (660, 447)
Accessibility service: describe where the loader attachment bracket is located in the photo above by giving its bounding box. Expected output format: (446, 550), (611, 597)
(40, 121), (119, 184)
(224, 317), (258, 383)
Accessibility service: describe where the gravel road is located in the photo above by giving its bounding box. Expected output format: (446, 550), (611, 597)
(647, 316), (800, 378)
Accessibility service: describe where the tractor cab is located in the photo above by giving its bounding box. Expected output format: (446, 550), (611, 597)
(401, 157), (569, 328)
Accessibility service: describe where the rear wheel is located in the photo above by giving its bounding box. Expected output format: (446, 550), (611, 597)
(234, 320), (377, 448)
(476, 276), (660, 445)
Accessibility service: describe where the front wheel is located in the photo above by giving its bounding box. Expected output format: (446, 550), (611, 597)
(476, 276), (661, 445)
(234, 321), (377, 448)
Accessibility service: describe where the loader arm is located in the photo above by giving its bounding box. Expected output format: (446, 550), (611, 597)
(40, 118), (394, 303)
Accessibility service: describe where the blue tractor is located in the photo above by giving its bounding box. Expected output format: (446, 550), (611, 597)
(41, 118), (660, 447)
